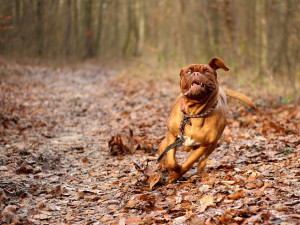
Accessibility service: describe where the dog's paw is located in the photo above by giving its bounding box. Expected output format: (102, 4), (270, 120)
(157, 162), (166, 172)
(197, 166), (206, 175)
(197, 160), (207, 174)
(167, 170), (182, 184)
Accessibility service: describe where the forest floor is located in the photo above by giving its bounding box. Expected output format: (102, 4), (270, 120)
(0, 62), (299, 225)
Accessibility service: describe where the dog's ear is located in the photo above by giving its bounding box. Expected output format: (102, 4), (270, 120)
(179, 69), (184, 77)
(208, 57), (229, 71)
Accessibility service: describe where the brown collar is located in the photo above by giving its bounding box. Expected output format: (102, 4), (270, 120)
(180, 97), (218, 118)
(179, 97), (218, 138)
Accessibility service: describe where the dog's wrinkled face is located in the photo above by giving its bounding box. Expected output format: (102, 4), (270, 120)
(180, 58), (229, 101)
(180, 64), (217, 101)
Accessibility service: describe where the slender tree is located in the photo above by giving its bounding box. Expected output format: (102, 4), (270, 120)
(36, 0), (44, 56)
(94, 0), (104, 57)
(84, 0), (93, 58)
(63, 0), (71, 56)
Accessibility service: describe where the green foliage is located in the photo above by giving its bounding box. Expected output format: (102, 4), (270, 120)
(283, 147), (293, 154)
(281, 96), (292, 104)
(238, 118), (246, 123)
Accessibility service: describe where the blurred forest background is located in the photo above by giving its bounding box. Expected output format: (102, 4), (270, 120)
(0, 0), (299, 99)
(1, 1), (300, 224)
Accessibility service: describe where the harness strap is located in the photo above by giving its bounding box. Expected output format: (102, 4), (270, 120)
(157, 139), (183, 163)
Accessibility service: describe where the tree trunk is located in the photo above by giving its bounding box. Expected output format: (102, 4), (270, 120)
(256, 0), (267, 74)
(112, 0), (120, 57)
(72, 0), (79, 55)
(134, 0), (145, 56)
(94, 0), (104, 57)
(202, 0), (215, 56)
(14, 0), (20, 23)
(122, 0), (134, 57)
(36, 0), (44, 56)
(284, 0), (297, 95)
(84, 0), (93, 58)
(63, 0), (71, 56)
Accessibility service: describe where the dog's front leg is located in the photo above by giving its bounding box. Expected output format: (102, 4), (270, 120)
(157, 132), (179, 172)
(168, 145), (210, 183)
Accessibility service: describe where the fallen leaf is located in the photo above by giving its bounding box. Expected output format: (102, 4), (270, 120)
(33, 214), (48, 220)
(125, 196), (140, 209)
(254, 181), (273, 196)
(246, 171), (259, 182)
(245, 182), (257, 189)
(200, 194), (214, 204)
(216, 211), (233, 224)
(82, 157), (88, 163)
(16, 165), (34, 174)
(249, 205), (260, 213)
(189, 215), (205, 225)
(274, 203), (288, 211)
(198, 194), (214, 212)
(221, 180), (235, 185)
(108, 134), (134, 156)
(0, 166), (8, 171)
(37, 202), (45, 208)
(55, 185), (62, 197)
(227, 190), (244, 200)
(125, 216), (142, 225)
(10, 217), (20, 224)
(289, 214), (300, 219)
(198, 184), (211, 193)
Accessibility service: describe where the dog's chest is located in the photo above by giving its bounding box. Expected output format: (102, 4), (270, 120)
(175, 119), (204, 147)
(181, 135), (201, 147)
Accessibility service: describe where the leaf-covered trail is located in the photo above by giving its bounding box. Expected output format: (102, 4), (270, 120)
(0, 63), (299, 224)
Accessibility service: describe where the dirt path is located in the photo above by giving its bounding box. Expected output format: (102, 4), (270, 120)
(0, 63), (299, 224)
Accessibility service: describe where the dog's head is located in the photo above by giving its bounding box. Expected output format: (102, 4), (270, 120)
(180, 57), (229, 102)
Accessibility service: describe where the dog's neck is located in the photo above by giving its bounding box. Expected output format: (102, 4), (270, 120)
(182, 89), (219, 115)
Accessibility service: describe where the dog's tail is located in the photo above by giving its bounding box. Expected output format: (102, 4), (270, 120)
(224, 89), (256, 109)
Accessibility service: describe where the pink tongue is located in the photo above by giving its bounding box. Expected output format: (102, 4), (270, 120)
(192, 83), (198, 87)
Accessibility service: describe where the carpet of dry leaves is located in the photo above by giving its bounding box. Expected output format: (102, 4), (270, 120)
(0, 62), (299, 225)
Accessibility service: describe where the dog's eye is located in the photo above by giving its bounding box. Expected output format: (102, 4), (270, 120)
(204, 70), (212, 75)
(186, 70), (192, 75)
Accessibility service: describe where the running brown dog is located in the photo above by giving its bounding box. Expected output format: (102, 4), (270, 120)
(157, 57), (255, 183)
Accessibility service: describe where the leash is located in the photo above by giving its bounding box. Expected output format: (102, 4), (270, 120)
(157, 97), (218, 163)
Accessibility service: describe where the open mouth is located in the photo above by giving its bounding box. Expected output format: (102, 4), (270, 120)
(184, 81), (206, 96)
(190, 81), (205, 89)
(182, 75), (216, 99)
